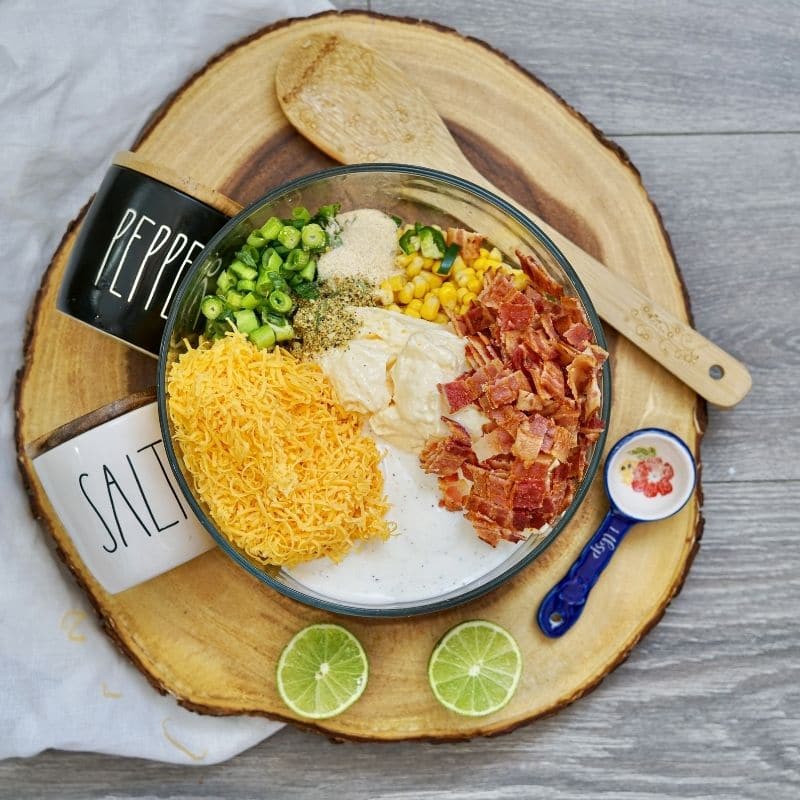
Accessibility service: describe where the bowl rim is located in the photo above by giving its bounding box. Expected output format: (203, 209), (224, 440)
(157, 163), (611, 617)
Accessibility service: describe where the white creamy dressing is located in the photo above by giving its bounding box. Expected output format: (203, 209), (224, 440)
(285, 439), (515, 604)
(316, 307), (487, 451)
(284, 212), (511, 606)
(316, 208), (398, 282)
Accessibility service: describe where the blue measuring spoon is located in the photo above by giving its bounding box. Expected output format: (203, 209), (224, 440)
(538, 428), (697, 638)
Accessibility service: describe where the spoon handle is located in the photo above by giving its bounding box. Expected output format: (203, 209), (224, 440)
(537, 510), (634, 638)
(450, 163), (751, 408)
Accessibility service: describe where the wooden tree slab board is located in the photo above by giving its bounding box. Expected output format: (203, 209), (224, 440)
(15, 11), (704, 741)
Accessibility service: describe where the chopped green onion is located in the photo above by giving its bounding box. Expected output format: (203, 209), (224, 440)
(240, 292), (261, 310)
(285, 248), (310, 271)
(399, 229), (420, 254)
(235, 246), (259, 269)
(437, 243), (460, 275)
(419, 226), (446, 259)
(264, 312), (287, 327)
(229, 260), (257, 281)
(301, 223), (326, 250)
(268, 319), (295, 342)
(277, 225), (301, 249)
(316, 203), (340, 221)
(268, 290), (293, 315)
(237, 278), (256, 292)
(259, 217), (283, 241)
(226, 290), (244, 310)
(298, 260), (316, 282)
(391, 214), (403, 227)
(215, 270), (235, 294)
(200, 295), (225, 321)
(233, 309), (259, 334)
(292, 206), (312, 226)
(261, 248), (283, 274)
(249, 324), (277, 350)
(246, 231), (267, 248)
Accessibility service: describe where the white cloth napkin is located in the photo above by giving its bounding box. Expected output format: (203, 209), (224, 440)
(0, 0), (332, 764)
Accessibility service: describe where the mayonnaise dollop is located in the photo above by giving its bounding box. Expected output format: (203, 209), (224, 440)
(316, 308), (486, 451)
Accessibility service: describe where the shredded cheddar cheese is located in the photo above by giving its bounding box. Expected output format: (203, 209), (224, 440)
(167, 333), (390, 567)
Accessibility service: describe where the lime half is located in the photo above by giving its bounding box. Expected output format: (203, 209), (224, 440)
(276, 623), (368, 719)
(428, 620), (522, 717)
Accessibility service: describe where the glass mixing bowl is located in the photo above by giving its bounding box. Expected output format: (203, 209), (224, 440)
(157, 164), (610, 617)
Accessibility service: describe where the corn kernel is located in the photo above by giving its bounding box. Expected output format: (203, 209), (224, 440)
(456, 286), (470, 302)
(473, 256), (487, 270)
(404, 306), (421, 318)
(486, 259), (502, 270)
(435, 312), (449, 324)
(388, 303), (402, 313)
(408, 298), (423, 311)
(395, 254), (411, 268)
(388, 274), (406, 292)
(466, 277), (482, 294)
(456, 273), (472, 288)
(499, 264), (515, 275)
(397, 283), (415, 305)
(426, 272), (443, 289)
(420, 294), (440, 321)
(439, 284), (458, 309)
(377, 286), (394, 306)
(406, 259), (423, 278)
(422, 257), (434, 269)
(462, 291), (477, 307)
(512, 272), (528, 290)
(489, 247), (502, 261)
(451, 255), (467, 274)
(413, 275), (428, 298)
(479, 247), (490, 257)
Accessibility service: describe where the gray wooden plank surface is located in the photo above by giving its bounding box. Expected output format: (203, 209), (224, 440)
(2, 0), (799, 798)
(368, 0), (800, 135)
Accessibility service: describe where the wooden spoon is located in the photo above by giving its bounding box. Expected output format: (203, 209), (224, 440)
(275, 34), (751, 408)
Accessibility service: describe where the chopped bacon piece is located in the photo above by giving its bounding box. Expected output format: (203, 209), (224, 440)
(562, 322), (592, 350)
(465, 359), (505, 396)
(532, 360), (566, 400)
(438, 476), (470, 511)
(439, 374), (476, 413)
(517, 251), (564, 299)
(487, 405), (526, 438)
(446, 227), (483, 262)
(419, 418), (473, 477)
(480, 275), (523, 310)
(458, 304), (495, 335)
(516, 390), (543, 412)
(541, 312), (559, 342)
(511, 413), (550, 463)
(420, 267), (607, 547)
(485, 373), (521, 409)
(464, 494), (515, 529)
(544, 425), (577, 463)
(473, 427), (515, 463)
(497, 296), (535, 331)
(522, 327), (559, 361)
(466, 511), (526, 545)
(567, 349), (602, 419)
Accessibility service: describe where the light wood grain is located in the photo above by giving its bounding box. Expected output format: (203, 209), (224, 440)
(14, 10), (703, 742)
(3, 0), (798, 796)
